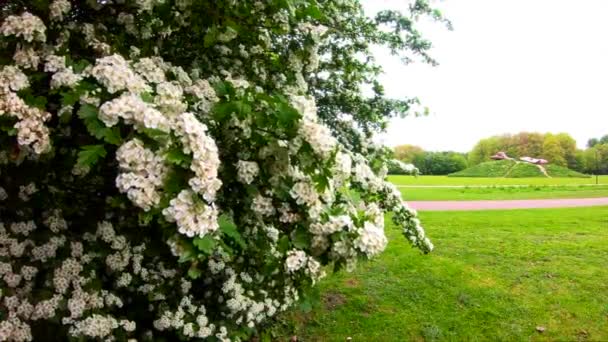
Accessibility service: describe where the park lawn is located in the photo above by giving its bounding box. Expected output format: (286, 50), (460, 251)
(399, 184), (608, 201)
(280, 206), (608, 341)
(389, 175), (608, 186)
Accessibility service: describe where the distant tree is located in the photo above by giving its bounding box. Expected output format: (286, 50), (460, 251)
(583, 144), (608, 174)
(414, 151), (467, 175)
(571, 149), (587, 172)
(554, 133), (578, 169)
(600, 135), (608, 144)
(468, 136), (502, 165)
(543, 134), (567, 166)
(587, 138), (599, 148)
(393, 144), (424, 163)
(513, 132), (545, 157)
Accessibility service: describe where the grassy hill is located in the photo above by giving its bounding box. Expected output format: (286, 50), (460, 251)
(449, 160), (590, 178)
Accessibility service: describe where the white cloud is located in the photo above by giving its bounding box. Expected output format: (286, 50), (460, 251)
(363, 0), (608, 152)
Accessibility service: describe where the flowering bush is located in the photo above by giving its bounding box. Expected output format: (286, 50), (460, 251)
(0, 1), (446, 340)
(387, 159), (420, 176)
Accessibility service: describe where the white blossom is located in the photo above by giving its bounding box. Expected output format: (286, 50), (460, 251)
(49, 0), (71, 22)
(236, 160), (259, 184)
(115, 139), (167, 211)
(0, 12), (46, 42)
(99, 93), (170, 131)
(285, 250), (308, 273)
(163, 190), (219, 238)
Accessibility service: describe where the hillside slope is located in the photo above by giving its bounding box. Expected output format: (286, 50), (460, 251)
(449, 160), (590, 178)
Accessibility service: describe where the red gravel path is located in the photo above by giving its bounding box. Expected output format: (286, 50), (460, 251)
(408, 197), (608, 211)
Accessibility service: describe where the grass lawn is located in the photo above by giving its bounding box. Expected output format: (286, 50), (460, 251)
(400, 185), (608, 201)
(279, 207), (608, 341)
(389, 175), (608, 186)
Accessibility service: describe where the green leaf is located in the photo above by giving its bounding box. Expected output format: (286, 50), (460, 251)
(61, 91), (80, 107)
(219, 215), (246, 248)
(276, 102), (301, 128)
(213, 101), (251, 121)
(187, 265), (202, 279)
(77, 104), (122, 145)
(213, 102), (234, 121)
(140, 128), (170, 144)
(103, 127), (122, 145)
(204, 27), (218, 48)
(233, 101), (252, 117)
(304, 3), (323, 20)
(76, 145), (106, 169)
(212, 81), (230, 98)
(178, 248), (194, 263)
(71, 60), (90, 74)
(277, 235), (290, 254)
(193, 236), (216, 254)
(163, 168), (189, 195)
(21, 93), (47, 110)
(138, 211), (156, 226)
(291, 227), (311, 249)
(141, 92), (155, 103)
(165, 148), (192, 167)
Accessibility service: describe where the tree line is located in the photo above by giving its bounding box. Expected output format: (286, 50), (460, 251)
(392, 132), (608, 175)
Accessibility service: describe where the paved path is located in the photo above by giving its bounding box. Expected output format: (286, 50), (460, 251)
(408, 197), (608, 211)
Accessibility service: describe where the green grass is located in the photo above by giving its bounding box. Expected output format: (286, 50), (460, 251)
(400, 185), (608, 201)
(449, 160), (516, 177)
(388, 175), (608, 186)
(448, 160), (591, 178)
(506, 162), (544, 177)
(545, 164), (591, 178)
(280, 207), (608, 341)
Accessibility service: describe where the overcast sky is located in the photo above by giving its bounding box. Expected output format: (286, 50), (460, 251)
(362, 0), (608, 152)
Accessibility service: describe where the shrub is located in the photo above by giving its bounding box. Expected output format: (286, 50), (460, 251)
(0, 1), (443, 340)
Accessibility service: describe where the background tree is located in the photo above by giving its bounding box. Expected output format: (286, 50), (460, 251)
(583, 143), (608, 174)
(513, 132), (544, 157)
(412, 151), (467, 175)
(587, 137), (599, 148)
(468, 136), (502, 165)
(542, 134), (567, 166)
(553, 132), (577, 169)
(393, 144), (424, 163)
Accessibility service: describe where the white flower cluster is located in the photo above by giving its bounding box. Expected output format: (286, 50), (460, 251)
(13, 45), (39, 70)
(309, 215), (353, 235)
(51, 68), (82, 89)
(0, 12), (46, 42)
(251, 194), (274, 216)
(289, 180), (320, 207)
(49, 0), (71, 22)
(389, 159), (420, 176)
(155, 82), (187, 116)
(236, 160), (259, 184)
(285, 249), (307, 273)
(354, 221), (388, 257)
(162, 189), (219, 238)
(174, 112), (222, 201)
(116, 139), (168, 211)
(133, 57), (167, 84)
(99, 93), (170, 131)
(88, 54), (150, 94)
(186, 79), (219, 113)
(0, 66), (52, 154)
(291, 96), (337, 159)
